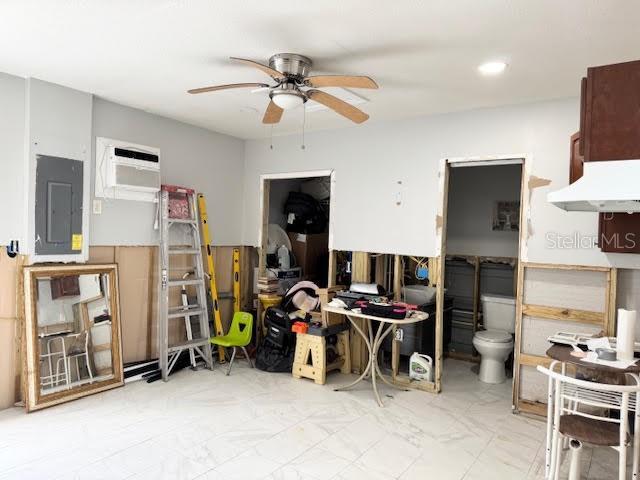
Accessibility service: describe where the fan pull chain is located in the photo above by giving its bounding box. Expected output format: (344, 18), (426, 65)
(301, 102), (306, 150)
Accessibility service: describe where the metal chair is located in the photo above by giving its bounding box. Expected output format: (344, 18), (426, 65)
(537, 363), (640, 480)
(210, 312), (254, 375)
(56, 331), (94, 387)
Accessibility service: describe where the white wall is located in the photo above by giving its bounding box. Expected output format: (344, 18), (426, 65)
(446, 164), (521, 257)
(243, 98), (640, 268)
(0, 73), (26, 246)
(91, 98), (245, 246)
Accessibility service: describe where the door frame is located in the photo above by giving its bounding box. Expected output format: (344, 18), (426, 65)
(435, 154), (532, 396)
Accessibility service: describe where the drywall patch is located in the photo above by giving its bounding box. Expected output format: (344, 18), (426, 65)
(435, 214), (443, 232)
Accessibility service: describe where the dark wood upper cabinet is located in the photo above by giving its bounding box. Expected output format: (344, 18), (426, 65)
(582, 59), (640, 162)
(50, 275), (80, 299)
(572, 60), (640, 253)
(599, 213), (640, 253)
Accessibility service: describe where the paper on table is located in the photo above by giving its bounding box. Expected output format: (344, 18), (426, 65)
(586, 337), (611, 351)
(583, 351), (638, 369)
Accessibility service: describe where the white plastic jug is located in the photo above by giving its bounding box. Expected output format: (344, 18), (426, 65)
(409, 352), (433, 382)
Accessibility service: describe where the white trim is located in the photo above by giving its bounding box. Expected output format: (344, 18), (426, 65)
(259, 169), (334, 181)
(449, 158), (524, 168)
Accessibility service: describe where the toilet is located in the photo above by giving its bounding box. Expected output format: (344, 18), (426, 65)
(472, 293), (516, 384)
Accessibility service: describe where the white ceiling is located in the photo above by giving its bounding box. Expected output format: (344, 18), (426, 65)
(1, 1), (639, 139)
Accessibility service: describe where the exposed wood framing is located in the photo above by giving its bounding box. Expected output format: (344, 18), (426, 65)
(518, 353), (553, 368)
(472, 256), (481, 334)
(521, 304), (604, 325)
(350, 252), (371, 374)
(513, 262), (614, 415)
(327, 250), (337, 287)
(518, 399), (547, 417)
(391, 255), (402, 379)
(434, 254), (445, 392)
(512, 257), (527, 413)
(433, 160), (451, 393)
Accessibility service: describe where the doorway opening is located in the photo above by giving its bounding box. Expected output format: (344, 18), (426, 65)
(439, 157), (526, 404)
(258, 171), (334, 293)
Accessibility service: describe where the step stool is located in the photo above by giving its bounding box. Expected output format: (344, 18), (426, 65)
(291, 324), (351, 385)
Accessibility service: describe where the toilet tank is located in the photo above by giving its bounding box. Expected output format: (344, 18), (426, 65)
(481, 294), (516, 333)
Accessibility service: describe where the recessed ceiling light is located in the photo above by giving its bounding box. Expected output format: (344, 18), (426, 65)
(478, 61), (507, 75)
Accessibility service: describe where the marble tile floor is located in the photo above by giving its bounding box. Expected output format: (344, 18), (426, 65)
(0, 359), (621, 479)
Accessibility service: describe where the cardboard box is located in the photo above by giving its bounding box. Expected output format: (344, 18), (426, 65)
(287, 232), (329, 280)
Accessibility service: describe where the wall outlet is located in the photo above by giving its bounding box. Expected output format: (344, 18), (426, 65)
(92, 199), (102, 215)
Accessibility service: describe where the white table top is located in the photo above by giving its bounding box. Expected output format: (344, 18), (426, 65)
(323, 305), (429, 324)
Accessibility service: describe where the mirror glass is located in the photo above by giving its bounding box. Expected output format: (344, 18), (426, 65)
(36, 273), (115, 395)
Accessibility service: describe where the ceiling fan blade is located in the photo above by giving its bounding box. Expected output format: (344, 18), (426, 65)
(188, 82), (269, 94)
(230, 57), (287, 81)
(306, 89), (370, 124)
(304, 75), (378, 89)
(263, 100), (284, 124)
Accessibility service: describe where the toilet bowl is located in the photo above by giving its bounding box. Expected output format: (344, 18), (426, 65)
(473, 330), (514, 383)
(473, 294), (516, 384)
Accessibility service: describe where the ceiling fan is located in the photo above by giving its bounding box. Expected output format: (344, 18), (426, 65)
(188, 53), (378, 124)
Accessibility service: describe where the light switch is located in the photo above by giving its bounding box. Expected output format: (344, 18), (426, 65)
(93, 199), (102, 215)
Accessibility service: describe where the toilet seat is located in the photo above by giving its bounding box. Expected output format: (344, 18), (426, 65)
(474, 330), (512, 344)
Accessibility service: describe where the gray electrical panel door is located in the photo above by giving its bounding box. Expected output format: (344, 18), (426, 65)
(35, 155), (83, 255)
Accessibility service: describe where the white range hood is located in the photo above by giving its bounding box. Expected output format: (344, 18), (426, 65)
(548, 159), (640, 212)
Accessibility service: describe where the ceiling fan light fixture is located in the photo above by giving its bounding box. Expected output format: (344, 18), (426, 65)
(478, 61), (507, 75)
(272, 92), (304, 110)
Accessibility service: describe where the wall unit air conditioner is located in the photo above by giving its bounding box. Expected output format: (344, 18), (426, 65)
(95, 137), (161, 202)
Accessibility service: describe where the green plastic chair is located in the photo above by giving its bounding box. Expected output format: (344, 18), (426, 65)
(210, 311), (254, 375)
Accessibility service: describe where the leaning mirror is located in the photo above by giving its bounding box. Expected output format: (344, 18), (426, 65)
(22, 264), (124, 412)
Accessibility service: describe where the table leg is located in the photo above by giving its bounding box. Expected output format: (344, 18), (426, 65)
(372, 323), (408, 392)
(334, 315), (373, 392)
(370, 320), (386, 407)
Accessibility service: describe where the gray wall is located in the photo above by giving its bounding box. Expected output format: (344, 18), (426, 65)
(446, 164), (521, 257)
(0, 73), (26, 246)
(91, 98), (245, 246)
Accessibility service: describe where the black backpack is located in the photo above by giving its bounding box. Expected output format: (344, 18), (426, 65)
(255, 307), (297, 372)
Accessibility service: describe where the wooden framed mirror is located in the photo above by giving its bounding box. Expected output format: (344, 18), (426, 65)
(21, 264), (124, 412)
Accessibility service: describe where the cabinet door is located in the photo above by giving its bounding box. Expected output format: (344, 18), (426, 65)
(598, 213), (640, 253)
(583, 60), (640, 161)
(569, 132), (584, 184)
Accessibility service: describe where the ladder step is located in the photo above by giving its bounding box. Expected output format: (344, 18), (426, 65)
(168, 338), (211, 353)
(169, 248), (200, 255)
(168, 307), (206, 319)
(167, 278), (204, 287)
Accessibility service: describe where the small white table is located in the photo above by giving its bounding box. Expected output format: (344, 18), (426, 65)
(323, 305), (429, 406)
